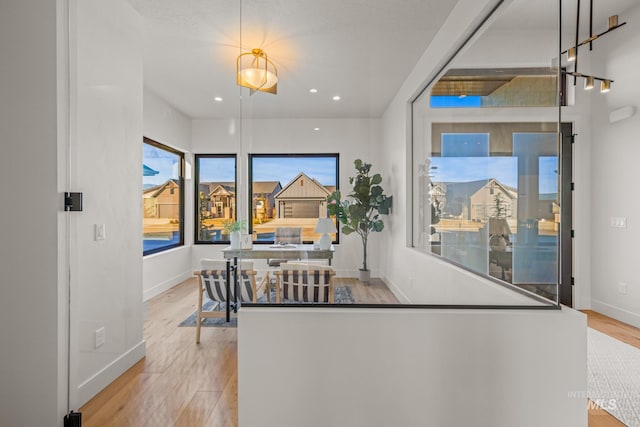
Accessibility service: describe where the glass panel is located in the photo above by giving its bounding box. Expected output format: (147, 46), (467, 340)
(195, 155), (237, 244)
(143, 140), (183, 255)
(411, 0), (562, 305)
(249, 154), (339, 245)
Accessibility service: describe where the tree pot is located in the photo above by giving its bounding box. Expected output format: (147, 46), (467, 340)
(358, 269), (370, 284)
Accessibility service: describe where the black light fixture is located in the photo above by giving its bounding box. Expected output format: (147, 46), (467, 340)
(561, 0), (626, 93)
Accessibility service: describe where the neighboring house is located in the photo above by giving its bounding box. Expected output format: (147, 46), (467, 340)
(198, 181), (236, 220)
(143, 179), (180, 219)
(198, 181), (282, 220)
(274, 172), (332, 218)
(435, 178), (517, 220)
(252, 181), (282, 220)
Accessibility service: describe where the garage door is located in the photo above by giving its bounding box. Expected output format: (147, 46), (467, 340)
(289, 201), (319, 218)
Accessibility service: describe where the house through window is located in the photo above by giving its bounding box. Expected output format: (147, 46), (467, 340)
(248, 154), (339, 244)
(142, 137), (184, 255)
(194, 154), (237, 244)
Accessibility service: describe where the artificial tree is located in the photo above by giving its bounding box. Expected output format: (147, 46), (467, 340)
(328, 159), (392, 281)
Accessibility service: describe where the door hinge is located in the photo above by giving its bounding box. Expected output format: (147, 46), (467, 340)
(570, 133), (577, 144)
(570, 182), (575, 191)
(570, 229), (575, 238)
(571, 277), (575, 286)
(64, 192), (83, 212)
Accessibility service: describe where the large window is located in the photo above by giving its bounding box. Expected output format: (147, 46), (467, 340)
(249, 154), (339, 244)
(194, 154), (237, 244)
(143, 138), (184, 255)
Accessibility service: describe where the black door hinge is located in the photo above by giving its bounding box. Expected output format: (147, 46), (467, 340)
(64, 192), (83, 212)
(570, 182), (575, 191)
(570, 229), (575, 238)
(571, 277), (575, 286)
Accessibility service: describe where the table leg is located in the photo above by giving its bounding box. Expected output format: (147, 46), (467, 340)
(226, 259), (231, 322)
(233, 256), (238, 313)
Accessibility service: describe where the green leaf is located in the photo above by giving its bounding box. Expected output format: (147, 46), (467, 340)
(373, 220), (384, 232)
(354, 159), (362, 170)
(371, 185), (382, 197)
(371, 174), (382, 185)
(342, 225), (355, 235)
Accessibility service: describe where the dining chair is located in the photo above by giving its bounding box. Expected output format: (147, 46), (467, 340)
(274, 262), (335, 303)
(193, 259), (268, 343)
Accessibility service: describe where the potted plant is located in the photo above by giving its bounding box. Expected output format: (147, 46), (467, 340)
(223, 219), (246, 249)
(327, 159), (392, 283)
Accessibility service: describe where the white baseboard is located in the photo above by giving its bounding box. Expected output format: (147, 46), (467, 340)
(143, 271), (192, 302)
(76, 340), (146, 408)
(592, 299), (640, 329)
(381, 275), (411, 304)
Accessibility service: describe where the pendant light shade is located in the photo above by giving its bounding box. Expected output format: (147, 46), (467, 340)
(567, 47), (576, 62)
(600, 79), (611, 93)
(237, 48), (278, 95)
(584, 75), (594, 90)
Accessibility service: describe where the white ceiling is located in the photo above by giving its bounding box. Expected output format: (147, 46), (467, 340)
(128, 0), (458, 119)
(128, 0), (637, 120)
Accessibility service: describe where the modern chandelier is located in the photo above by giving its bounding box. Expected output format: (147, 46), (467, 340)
(236, 48), (278, 95)
(562, 0), (626, 93)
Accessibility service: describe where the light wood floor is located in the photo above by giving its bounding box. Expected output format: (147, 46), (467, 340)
(79, 281), (639, 426)
(79, 277), (397, 426)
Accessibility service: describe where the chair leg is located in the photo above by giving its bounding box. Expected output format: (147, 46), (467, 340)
(196, 283), (203, 344)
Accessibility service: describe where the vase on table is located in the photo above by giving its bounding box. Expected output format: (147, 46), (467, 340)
(230, 230), (241, 249)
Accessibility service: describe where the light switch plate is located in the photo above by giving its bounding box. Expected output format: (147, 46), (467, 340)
(610, 217), (627, 228)
(95, 224), (106, 240)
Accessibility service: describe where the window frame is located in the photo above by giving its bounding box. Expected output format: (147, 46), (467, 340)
(193, 153), (238, 245)
(142, 137), (185, 256)
(248, 153), (340, 245)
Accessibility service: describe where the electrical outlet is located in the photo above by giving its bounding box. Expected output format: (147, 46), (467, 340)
(618, 283), (628, 295)
(95, 327), (105, 348)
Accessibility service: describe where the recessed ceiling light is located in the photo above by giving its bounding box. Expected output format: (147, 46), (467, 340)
(332, 95), (341, 101)
(314, 127), (320, 131)
(309, 88), (318, 93)
(214, 97), (223, 102)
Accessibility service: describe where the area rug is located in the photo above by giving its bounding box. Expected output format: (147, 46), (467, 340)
(588, 327), (640, 426)
(179, 285), (354, 327)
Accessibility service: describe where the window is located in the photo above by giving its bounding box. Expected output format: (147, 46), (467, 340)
(194, 154), (237, 244)
(143, 137), (184, 255)
(429, 68), (564, 108)
(248, 154), (339, 244)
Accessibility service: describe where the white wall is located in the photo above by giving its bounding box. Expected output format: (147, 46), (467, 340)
(589, 3), (640, 327)
(239, 306), (587, 427)
(70, 0), (145, 407)
(142, 89), (193, 301)
(191, 117), (381, 277)
(0, 1), (67, 425)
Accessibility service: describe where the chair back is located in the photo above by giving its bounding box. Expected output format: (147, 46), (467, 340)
(278, 263), (334, 303)
(274, 227), (302, 244)
(196, 259), (256, 302)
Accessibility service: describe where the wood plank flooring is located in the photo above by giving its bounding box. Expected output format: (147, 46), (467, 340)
(79, 280), (639, 426)
(79, 277), (397, 426)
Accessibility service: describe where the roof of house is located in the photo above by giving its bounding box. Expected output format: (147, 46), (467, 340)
(434, 178), (516, 202)
(143, 179), (179, 197)
(274, 172), (332, 199)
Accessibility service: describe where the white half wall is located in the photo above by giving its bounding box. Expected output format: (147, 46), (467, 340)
(589, 3), (640, 328)
(191, 118), (381, 278)
(0, 1), (66, 425)
(142, 89), (193, 301)
(71, 0), (145, 407)
(239, 307), (587, 427)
